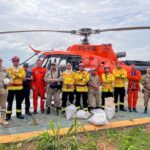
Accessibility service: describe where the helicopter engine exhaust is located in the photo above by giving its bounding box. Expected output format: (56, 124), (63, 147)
(116, 52), (126, 58)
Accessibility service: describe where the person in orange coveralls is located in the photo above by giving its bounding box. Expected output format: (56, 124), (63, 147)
(127, 65), (141, 112)
(31, 59), (46, 114)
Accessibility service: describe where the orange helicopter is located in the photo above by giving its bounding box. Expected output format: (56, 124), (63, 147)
(1, 27), (150, 77)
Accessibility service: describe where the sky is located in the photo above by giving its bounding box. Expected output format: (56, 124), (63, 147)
(0, 0), (150, 66)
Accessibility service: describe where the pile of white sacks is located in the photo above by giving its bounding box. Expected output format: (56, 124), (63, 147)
(65, 97), (115, 125)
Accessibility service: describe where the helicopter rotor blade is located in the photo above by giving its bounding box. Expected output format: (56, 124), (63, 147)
(0, 26), (150, 35)
(99, 26), (150, 33)
(0, 29), (73, 34)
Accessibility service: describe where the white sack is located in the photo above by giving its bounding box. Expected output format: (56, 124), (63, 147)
(91, 109), (105, 115)
(88, 112), (108, 125)
(65, 104), (77, 120)
(73, 110), (91, 119)
(105, 106), (115, 119)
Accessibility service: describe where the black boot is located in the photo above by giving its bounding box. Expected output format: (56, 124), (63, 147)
(115, 106), (118, 112)
(47, 107), (51, 115)
(5, 114), (11, 121)
(144, 107), (147, 114)
(56, 108), (61, 116)
(120, 107), (127, 112)
(133, 108), (138, 113)
(25, 110), (32, 115)
(88, 107), (93, 112)
(128, 107), (132, 112)
(17, 114), (24, 119)
(41, 109), (44, 114)
(33, 110), (37, 114)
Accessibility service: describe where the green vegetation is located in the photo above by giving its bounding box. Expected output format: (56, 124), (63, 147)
(35, 118), (97, 150)
(0, 121), (150, 150)
(106, 127), (150, 150)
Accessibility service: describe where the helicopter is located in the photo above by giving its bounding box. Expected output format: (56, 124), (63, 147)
(1, 26), (150, 76)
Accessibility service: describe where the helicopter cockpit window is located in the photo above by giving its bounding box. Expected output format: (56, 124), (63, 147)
(42, 55), (81, 71)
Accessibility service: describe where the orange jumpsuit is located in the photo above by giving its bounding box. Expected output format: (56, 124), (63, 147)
(31, 67), (46, 111)
(127, 69), (141, 109)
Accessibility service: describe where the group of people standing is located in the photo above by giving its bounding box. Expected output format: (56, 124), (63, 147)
(0, 55), (150, 126)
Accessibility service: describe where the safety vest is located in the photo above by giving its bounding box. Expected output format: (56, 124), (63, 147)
(113, 68), (127, 88)
(7, 66), (26, 90)
(102, 73), (115, 92)
(62, 70), (75, 92)
(74, 70), (90, 92)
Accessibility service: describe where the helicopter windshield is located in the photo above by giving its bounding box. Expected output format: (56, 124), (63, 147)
(24, 53), (45, 68)
(42, 54), (81, 71)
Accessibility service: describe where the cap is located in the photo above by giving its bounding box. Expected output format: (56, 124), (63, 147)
(88, 68), (96, 72)
(51, 62), (57, 65)
(11, 56), (20, 62)
(79, 63), (84, 67)
(116, 61), (122, 65)
(23, 63), (29, 67)
(104, 65), (110, 69)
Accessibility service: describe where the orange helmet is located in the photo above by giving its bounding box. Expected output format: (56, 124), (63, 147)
(11, 56), (20, 62)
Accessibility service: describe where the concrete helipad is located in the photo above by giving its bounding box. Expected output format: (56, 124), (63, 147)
(0, 90), (150, 143)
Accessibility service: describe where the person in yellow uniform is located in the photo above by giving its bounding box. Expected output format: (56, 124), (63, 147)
(101, 65), (115, 108)
(61, 63), (75, 113)
(6, 56), (26, 121)
(113, 61), (127, 112)
(74, 63), (90, 111)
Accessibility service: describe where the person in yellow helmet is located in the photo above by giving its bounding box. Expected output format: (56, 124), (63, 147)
(61, 63), (75, 113)
(113, 61), (127, 112)
(6, 56), (26, 121)
(74, 63), (90, 111)
(101, 65), (115, 108)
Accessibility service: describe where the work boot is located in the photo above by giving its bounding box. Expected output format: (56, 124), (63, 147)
(144, 107), (147, 114)
(5, 114), (11, 121)
(120, 108), (126, 111)
(0, 116), (9, 126)
(56, 108), (61, 116)
(115, 106), (118, 112)
(41, 109), (44, 114)
(25, 111), (32, 115)
(17, 114), (24, 119)
(33, 110), (37, 114)
(88, 107), (93, 112)
(47, 107), (51, 115)
(128, 107), (132, 112)
(133, 108), (138, 113)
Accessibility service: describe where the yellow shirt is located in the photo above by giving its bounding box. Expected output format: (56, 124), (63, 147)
(113, 68), (127, 88)
(74, 70), (90, 92)
(102, 73), (115, 92)
(7, 66), (26, 90)
(62, 70), (75, 92)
